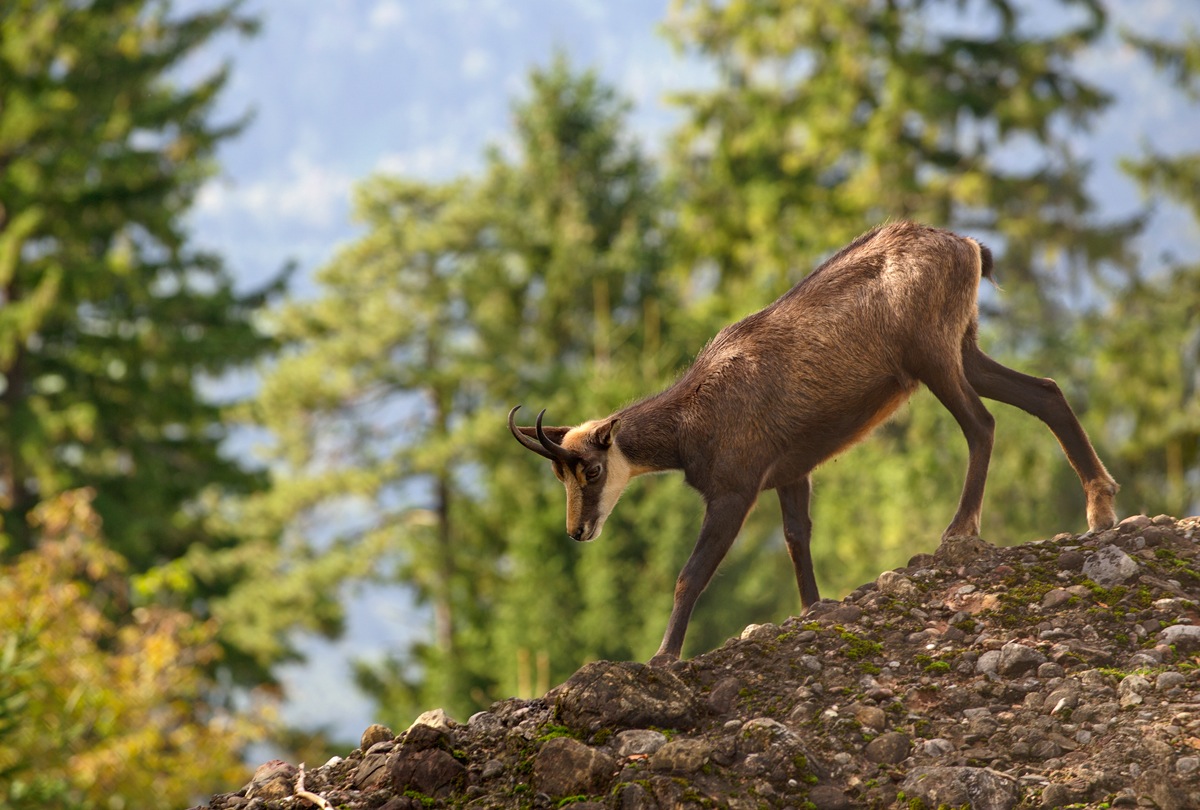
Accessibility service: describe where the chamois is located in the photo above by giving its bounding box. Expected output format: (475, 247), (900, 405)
(509, 222), (1118, 663)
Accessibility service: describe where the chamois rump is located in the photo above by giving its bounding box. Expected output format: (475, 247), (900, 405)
(509, 221), (1119, 663)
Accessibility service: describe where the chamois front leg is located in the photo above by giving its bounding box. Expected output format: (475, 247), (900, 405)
(650, 492), (756, 665)
(778, 476), (820, 609)
(922, 365), (996, 539)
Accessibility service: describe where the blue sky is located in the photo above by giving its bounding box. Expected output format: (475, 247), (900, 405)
(181, 1), (1200, 743)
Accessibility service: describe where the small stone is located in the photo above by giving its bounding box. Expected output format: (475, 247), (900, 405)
(922, 738), (955, 757)
(244, 760), (296, 801)
(360, 723), (395, 750)
(1057, 550), (1086, 571)
(1041, 588), (1074, 609)
(390, 747), (467, 799)
(901, 766), (1020, 810)
(808, 784), (852, 810)
(976, 650), (1001, 675)
(1177, 756), (1200, 775)
(813, 604), (864, 624)
(936, 534), (996, 566)
(707, 677), (742, 714)
(1118, 674), (1152, 707)
(1156, 671), (1187, 691)
(1081, 545), (1139, 585)
(997, 642), (1047, 677)
(854, 705), (887, 732)
(864, 731), (911, 764)
(1038, 662), (1066, 679)
(354, 752), (392, 790)
(876, 570), (920, 599)
(532, 737), (616, 798)
(613, 729), (667, 758)
(1041, 782), (1083, 808)
(739, 717), (793, 754)
(407, 708), (456, 733)
(1118, 514), (1153, 531)
(797, 654), (823, 674)
(648, 738), (711, 773)
(1160, 624), (1200, 652)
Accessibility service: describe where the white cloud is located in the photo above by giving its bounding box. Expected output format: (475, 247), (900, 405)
(369, 0), (406, 30)
(374, 142), (477, 181)
(461, 47), (492, 81)
(197, 152), (354, 230)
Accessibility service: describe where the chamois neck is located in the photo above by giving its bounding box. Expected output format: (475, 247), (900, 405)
(613, 394), (683, 474)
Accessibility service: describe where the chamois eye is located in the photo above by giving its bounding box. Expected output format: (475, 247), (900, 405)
(585, 464), (603, 482)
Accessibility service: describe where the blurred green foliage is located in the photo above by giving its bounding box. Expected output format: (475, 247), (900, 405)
(0, 490), (272, 810)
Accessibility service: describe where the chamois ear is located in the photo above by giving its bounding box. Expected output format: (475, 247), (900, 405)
(591, 418), (620, 449)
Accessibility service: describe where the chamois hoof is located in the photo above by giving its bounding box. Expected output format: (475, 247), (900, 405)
(647, 652), (678, 668)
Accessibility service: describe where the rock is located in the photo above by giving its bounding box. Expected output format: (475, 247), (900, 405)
(739, 717), (793, 754)
(1041, 587), (1074, 609)
(360, 723), (394, 749)
(407, 708), (456, 732)
(403, 722), (449, 750)
(707, 676), (742, 714)
(1157, 671), (1187, 691)
(1082, 545), (1140, 585)
(936, 534), (995, 566)
(1119, 673), (1152, 707)
(921, 738), (955, 757)
(808, 784), (852, 809)
(997, 642), (1047, 677)
(244, 760), (296, 800)
(854, 704), (887, 732)
(810, 603), (864, 624)
(1057, 549), (1086, 571)
(532, 737), (616, 798)
(864, 731), (910, 764)
(353, 751), (391, 790)
(554, 661), (699, 732)
(613, 729), (667, 757)
(976, 649), (1001, 675)
(876, 570), (920, 599)
(1119, 514), (1153, 531)
(1040, 781), (1084, 808)
(1160, 624), (1200, 652)
(901, 766), (1020, 810)
(612, 781), (655, 809)
(390, 748), (466, 798)
(648, 738), (711, 773)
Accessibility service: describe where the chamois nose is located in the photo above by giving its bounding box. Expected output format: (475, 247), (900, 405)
(568, 525), (586, 542)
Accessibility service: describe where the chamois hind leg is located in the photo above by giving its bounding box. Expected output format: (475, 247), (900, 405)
(778, 477), (820, 610)
(651, 491), (756, 664)
(962, 344), (1118, 531)
(920, 362), (996, 540)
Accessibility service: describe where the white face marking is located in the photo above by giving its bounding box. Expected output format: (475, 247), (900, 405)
(558, 422), (636, 542)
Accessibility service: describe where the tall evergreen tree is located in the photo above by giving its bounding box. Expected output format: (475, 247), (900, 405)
(1085, 27), (1200, 517)
(0, 0), (273, 565)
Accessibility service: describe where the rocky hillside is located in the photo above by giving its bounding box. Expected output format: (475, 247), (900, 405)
(194, 514), (1200, 810)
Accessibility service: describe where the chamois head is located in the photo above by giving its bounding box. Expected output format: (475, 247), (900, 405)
(507, 405), (628, 543)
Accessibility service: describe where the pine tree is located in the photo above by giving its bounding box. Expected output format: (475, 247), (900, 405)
(0, 1), (274, 568)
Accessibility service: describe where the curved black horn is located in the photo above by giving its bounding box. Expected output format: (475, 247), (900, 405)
(508, 405), (558, 461)
(536, 408), (576, 464)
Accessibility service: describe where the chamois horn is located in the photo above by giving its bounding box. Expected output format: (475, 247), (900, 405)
(508, 405), (576, 464)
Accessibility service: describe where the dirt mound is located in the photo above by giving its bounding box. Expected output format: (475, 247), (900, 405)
(194, 514), (1200, 809)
